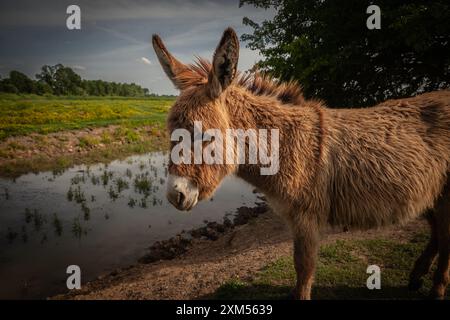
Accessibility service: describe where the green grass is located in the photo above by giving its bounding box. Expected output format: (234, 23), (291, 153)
(0, 135), (168, 178)
(0, 93), (172, 177)
(213, 232), (448, 300)
(0, 93), (174, 139)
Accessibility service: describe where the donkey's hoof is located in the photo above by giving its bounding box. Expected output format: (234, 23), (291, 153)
(408, 278), (423, 291)
(429, 291), (445, 300)
(285, 288), (296, 300)
(428, 283), (447, 300)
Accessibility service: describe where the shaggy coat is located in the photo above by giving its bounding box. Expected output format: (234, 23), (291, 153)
(153, 28), (450, 299)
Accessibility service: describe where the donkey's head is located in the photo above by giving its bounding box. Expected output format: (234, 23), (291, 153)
(152, 28), (240, 210)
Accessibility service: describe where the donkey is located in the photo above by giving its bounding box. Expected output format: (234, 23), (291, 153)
(152, 27), (450, 299)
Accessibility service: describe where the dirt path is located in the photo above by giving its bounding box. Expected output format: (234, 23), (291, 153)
(53, 209), (427, 300)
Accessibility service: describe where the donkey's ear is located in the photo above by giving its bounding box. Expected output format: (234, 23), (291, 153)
(152, 34), (188, 90)
(208, 27), (240, 99)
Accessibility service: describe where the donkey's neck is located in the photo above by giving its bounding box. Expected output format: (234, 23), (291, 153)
(223, 86), (326, 202)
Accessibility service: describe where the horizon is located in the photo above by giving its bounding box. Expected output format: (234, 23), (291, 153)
(0, 0), (274, 95)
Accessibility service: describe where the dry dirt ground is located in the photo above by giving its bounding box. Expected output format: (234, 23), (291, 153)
(53, 210), (428, 300)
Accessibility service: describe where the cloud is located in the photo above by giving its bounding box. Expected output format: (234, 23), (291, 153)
(140, 57), (152, 65)
(94, 25), (146, 45)
(0, 0), (275, 94)
(0, 0), (275, 27)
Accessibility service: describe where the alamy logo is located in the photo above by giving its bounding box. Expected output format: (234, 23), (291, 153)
(66, 265), (81, 290)
(171, 121), (280, 175)
(66, 5), (81, 30)
(366, 5), (381, 30)
(366, 264), (381, 289)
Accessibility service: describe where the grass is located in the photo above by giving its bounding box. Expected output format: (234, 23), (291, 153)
(78, 136), (100, 148)
(0, 94), (173, 177)
(213, 232), (449, 300)
(0, 93), (174, 140)
(0, 135), (168, 178)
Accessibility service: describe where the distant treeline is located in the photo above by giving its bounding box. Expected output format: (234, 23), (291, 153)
(0, 64), (157, 97)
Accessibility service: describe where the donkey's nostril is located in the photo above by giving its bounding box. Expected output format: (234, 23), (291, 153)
(167, 175), (199, 211)
(177, 191), (185, 207)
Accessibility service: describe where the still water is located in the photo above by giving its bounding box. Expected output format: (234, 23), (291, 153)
(0, 151), (259, 299)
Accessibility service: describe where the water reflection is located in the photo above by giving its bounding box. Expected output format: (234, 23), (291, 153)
(0, 151), (259, 299)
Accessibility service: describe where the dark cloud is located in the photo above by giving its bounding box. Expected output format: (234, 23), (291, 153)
(0, 0), (274, 94)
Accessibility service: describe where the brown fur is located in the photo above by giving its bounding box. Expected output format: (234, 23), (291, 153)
(153, 28), (450, 299)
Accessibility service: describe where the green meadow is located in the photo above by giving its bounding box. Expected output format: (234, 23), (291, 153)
(0, 93), (174, 140)
(0, 94), (174, 177)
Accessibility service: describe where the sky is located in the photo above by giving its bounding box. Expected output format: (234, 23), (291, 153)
(0, 0), (275, 95)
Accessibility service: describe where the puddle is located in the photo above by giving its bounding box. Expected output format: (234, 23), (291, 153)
(0, 151), (259, 299)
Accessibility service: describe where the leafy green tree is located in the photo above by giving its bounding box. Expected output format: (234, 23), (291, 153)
(36, 65), (59, 90)
(54, 66), (82, 95)
(36, 64), (81, 95)
(34, 81), (53, 95)
(240, 0), (450, 107)
(9, 71), (35, 93)
(0, 79), (19, 93)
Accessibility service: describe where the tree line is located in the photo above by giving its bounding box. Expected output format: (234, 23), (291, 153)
(0, 64), (151, 97)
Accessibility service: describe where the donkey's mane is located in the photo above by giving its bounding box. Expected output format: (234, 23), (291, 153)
(175, 57), (305, 106)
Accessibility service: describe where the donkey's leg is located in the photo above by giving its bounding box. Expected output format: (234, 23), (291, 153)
(408, 210), (438, 290)
(292, 220), (320, 300)
(430, 184), (450, 300)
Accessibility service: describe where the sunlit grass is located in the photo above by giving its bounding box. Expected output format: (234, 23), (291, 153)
(0, 93), (174, 139)
(213, 232), (449, 300)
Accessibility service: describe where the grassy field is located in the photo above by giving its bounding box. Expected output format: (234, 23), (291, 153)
(0, 93), (174, 140)
(213, 231), (448, 299)
(0, 94), (174, 177)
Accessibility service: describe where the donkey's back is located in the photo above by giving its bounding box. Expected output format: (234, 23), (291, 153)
(326, 90), (450, 228)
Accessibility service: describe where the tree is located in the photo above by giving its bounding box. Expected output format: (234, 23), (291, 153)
(240, 0), (450, 107)
(36, 64), (82, 95)
(53, 66), (82, 95)
(34, 81), (53, 95)
(0, 79), (18, 94)
(9, 71), (35, 93)
(36, 65), (59, 90)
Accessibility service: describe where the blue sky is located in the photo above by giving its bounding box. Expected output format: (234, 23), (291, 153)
(0, 0), (274, 95)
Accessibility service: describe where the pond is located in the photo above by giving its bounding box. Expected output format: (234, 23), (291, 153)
(0, 151), (260, 299)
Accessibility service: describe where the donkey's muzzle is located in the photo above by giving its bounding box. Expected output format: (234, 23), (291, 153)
(166, 174), (199, 211)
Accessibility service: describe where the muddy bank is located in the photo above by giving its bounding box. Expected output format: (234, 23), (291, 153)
(138, 201), (269, 264)
(52, 203), (428, 300)
(53, 202), (285, 300)
(0, 125), (168, 178)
